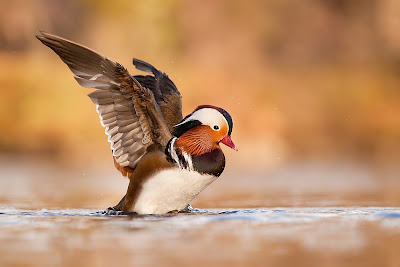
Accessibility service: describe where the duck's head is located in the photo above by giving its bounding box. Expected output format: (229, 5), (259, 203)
(174, 105), (236, 155)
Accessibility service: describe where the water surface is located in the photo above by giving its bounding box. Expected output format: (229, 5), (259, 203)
(1, 207), (400, 266)
(1, 158), (400, 266)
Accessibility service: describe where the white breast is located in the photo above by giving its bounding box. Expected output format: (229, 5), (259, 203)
(132, 169), (217, 214)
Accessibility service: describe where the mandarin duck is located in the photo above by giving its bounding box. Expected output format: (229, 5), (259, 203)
(36, 32), (236, 214)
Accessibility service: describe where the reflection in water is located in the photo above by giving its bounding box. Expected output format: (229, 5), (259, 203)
(1, 158), (400, 266)
(1, 157), (399, 210)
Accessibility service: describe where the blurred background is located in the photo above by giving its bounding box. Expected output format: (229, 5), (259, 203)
(0, 0), (400, 209)
(1, 1), (400, 267)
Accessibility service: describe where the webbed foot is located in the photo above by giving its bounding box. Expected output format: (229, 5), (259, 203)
(180, 204), (194, 213)
(103, 207), (125, 215)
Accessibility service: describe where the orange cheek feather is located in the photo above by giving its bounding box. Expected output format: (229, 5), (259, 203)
(220, 123), (228, 138)
(176, 126), (221, 155)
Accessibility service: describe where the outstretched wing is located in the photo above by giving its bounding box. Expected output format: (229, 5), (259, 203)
(133, 58), (183, 134)
(36, 32), (172, 177)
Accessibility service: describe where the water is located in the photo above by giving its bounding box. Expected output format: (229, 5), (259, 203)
(0, 207), (400, 266)
(1, 157), (400, 266)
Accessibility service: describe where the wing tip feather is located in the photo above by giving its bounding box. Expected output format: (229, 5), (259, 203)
(132, 58), (159, 75)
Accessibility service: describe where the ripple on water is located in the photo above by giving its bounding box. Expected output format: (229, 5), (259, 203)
(1, 207), (400, 264)
(375, 212), (400, 218)
(0, 207), (400, 224)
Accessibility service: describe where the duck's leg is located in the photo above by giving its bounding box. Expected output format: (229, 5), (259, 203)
(121, 178), (141, 212)
(103, 195), (126, 215)
(113, 195), (126, 210)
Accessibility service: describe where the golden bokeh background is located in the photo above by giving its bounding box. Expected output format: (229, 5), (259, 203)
(1, 0), (400, 170)
(1, 1), (400, 267)
(1, 0), (400, 209)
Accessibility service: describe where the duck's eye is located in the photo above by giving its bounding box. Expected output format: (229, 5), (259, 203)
(213, 125), (220, 130)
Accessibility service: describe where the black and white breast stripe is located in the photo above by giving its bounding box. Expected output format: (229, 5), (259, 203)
(165, 138), (226, 177)
(165, 138), (194, 171)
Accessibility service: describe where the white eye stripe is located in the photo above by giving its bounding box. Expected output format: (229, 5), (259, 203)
(176, 108), (228, 132)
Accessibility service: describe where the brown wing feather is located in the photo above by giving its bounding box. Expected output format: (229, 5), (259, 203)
(36, 32), (172, 176)
(133, 58), (183, 133)
(113, 157), (133, 177)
